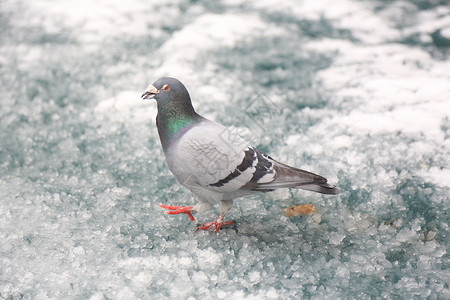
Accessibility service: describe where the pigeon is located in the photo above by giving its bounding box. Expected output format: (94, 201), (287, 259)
(142, 77), (340, 231)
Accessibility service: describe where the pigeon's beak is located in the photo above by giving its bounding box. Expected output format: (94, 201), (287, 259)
(141, 85), (159, 100)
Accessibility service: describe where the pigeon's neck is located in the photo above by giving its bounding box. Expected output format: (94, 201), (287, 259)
(156, 104), (202, 151)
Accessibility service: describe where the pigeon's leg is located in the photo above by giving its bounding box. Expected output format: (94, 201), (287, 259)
(158, 203), (196, 222)
(197, 200), (234, 232)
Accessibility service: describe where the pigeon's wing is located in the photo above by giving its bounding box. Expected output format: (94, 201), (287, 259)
(166, 121), (259, 193)
(167, 120), (340, 195)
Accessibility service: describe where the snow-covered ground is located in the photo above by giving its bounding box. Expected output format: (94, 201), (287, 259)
(1, 0), (449, 298)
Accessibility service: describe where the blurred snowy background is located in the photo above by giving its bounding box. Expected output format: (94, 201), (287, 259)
(1, 0), (449, 299)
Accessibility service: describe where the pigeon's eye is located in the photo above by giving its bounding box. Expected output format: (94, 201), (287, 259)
(162, 84), (170, 91)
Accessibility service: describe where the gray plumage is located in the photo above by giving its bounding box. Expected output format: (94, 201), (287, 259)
(142, 77), (340, 230)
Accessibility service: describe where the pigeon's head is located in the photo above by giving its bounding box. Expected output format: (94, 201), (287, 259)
(141, 77), (192, 107)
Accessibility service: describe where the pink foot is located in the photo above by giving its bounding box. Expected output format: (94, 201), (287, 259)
(159, 203), (195, 222)
(197, 217), (234, 232)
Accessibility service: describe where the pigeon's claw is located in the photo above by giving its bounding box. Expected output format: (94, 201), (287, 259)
(197, 220), (234, 232)
(158, 203), (195, 222)
(197, 215), (234, 232)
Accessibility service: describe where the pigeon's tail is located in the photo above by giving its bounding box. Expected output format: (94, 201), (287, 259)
(295, 182), (341, 195)
(282, 163), (341, 195)
(245, 159), (341, 195)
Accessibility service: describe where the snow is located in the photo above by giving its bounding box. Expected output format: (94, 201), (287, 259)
(1, 0), (449, 299)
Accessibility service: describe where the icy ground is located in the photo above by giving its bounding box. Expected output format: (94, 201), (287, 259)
(1, 0), (449, 299)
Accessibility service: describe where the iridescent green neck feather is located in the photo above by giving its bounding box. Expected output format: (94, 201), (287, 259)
(167, 116), (196, 137)
(156, 100), (202, 152)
